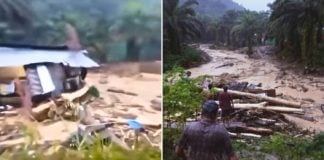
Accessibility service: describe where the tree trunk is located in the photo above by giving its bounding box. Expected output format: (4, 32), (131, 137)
(216, 88), (301, 108)
(226, 124), (273, 135)
(247, 37), (253, 56)
(126, 36), (141, 61)
(233, 102), (304, 113)
(316, 22), (322, 44)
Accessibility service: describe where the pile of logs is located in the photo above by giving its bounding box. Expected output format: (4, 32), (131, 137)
(213, 88), (310, 138)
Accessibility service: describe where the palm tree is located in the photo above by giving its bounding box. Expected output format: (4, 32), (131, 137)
(269, 0), (324, 65)
(164, 0), (203, 54)
(0, 0), (32, 26)
(231, 11), (260, 56)
(0, 0), (33, 41)
(216, 10), (242, 47)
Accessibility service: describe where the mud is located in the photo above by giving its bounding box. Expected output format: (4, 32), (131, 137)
(0, 61), (162, 150)
(188, 44), (324, 132)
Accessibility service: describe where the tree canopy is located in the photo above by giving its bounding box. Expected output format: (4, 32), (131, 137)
(0, 0), (161, 62)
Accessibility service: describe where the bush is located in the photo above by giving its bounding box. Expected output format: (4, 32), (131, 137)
(163, 66), (203, 124)
(163, 128), (183, 160)
(260, 133), (324, 160)
(164, 46), (204, 72)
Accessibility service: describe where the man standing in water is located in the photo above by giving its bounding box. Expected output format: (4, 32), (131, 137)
(219, 86), (234, 125)
(175, 100), (238, 160)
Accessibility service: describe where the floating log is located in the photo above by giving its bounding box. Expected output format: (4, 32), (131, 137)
(107, 88), (138, 96)
(216, 88), (301, 108)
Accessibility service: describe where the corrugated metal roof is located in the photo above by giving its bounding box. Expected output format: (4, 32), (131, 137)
(0, 47), (99, 68)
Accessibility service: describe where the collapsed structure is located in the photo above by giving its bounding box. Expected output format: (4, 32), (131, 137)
(0, 44), (99, 114)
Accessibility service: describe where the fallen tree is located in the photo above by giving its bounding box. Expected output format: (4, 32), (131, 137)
(226, 124), (273, 135)
(216, 88), (301, 108)
(233, 102), (304, 113)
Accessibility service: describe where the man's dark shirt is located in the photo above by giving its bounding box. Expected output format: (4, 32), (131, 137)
(218, 92), (232, 109)
(178, 120), (234, 160)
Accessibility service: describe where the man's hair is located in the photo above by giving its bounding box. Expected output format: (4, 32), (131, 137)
(202, 100), (219, 120)
(223, 86), (228, 92)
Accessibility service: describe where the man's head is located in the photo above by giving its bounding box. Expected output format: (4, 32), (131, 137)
(223, 86), (228, 92)
(186, 71), (191, 77)
(202, 100), (219, 120)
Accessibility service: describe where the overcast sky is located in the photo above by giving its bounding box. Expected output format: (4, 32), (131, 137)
(233, 0), (274, 11)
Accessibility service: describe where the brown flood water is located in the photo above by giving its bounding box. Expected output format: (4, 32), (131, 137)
(188, 44), (324, 132)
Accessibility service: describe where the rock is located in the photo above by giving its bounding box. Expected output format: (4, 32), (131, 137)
(150, 99), (161, 111)
(99, 79), (108, 84)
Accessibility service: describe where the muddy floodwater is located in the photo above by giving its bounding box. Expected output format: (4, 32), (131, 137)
(0, 61), (162, 149)
(188, 44), (324, 132)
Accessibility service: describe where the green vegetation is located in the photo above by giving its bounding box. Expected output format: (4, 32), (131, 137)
(163, 66), (203, 124)
(0, 0), (161, 62)
(0, 124), (160, 160)
(268, 0), (324, 67)
(163, 0), (206, 71)
(207, 10), (269, 53)
(163, 46), (203, 71)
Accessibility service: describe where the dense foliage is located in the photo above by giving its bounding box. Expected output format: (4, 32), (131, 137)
(268, 0), (324, 67)
(208, 10), (269, 53)
(163, 0), (203, 55)
(163, 46), (203, 71)
(163, 66), (203, 124)
(0, 0), (161, 62)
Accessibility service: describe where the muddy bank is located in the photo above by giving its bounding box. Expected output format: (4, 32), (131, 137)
(188, 44), (324, 132)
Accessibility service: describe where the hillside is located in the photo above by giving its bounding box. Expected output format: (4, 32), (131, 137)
(193, 0), (245, 19)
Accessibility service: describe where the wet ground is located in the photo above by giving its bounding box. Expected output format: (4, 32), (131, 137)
(188, 44), (324, 132)
(0, 61), (162, 150)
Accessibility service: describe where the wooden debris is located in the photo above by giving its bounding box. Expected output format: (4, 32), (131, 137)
(226, 124), (273, 135)
(228, 132), (262, 138)
(32, 85), (90, 121)
(233, 103), (304, 113)
(107, 89), (138, 96)
(216, 88), (301, 108)
(0, 97), (21, 106)
(0, 110), (18, 117)
(214, 63), (234, 69)
(255, 118), (276, 126)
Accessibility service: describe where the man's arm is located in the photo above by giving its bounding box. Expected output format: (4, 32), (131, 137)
(175, 127), (189, 160)
(230, 154), (239, 160)
(175, 145), (186, 160)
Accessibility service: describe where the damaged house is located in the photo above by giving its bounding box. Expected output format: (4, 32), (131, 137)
(0, 44), (99, 118)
